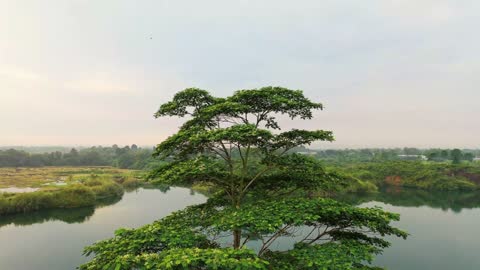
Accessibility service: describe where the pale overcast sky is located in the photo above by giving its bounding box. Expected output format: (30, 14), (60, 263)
(0, 0), (478, 148)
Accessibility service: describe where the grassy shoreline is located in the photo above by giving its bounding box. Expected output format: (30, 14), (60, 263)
(0, 167), (144, 216)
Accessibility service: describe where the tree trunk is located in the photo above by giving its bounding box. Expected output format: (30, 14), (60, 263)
(233, 198), (242, 249)
(233, 229), (241, 249)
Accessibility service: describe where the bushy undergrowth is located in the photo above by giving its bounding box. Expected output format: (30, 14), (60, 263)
(115, 176), (143, 189)
(331, 161), (479, 192)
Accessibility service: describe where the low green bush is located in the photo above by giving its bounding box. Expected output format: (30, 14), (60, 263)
(90, 181), (124, 199)
(53, 185), (96, 208)
(121, 177), (142, 189)
(0, 192), (54, 214)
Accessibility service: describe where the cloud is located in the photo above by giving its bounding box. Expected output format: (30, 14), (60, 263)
(0, 0), (478, 147)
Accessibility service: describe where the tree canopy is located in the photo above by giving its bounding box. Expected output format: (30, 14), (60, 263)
(81, 87), (406, 270)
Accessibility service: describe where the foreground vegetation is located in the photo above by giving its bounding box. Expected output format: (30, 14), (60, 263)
(0, 167), (142, 216)
(81, 87), (406, 270)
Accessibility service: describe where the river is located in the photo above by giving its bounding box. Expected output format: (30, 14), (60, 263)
(1, 186), (479, 269)
(0, 187), (207, 270)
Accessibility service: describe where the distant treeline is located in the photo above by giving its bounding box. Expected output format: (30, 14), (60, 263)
(297, 147), (480, 164)
(0, 145), (160, 169)
(1, 146), (478, 169)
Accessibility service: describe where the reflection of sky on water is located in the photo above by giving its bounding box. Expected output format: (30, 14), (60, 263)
(360, 201), (480, 270)
(0, 187), (207, 270)
(1, 187), (479, 269)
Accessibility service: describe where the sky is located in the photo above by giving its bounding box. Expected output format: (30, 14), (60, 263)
(0, 0), (479, 148)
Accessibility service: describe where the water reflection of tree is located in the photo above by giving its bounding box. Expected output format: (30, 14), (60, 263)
(337, 187), (480, 213)
(123, 183), (172, 194)
(0, 207), (95, 228)
(0, 186), (181, 228)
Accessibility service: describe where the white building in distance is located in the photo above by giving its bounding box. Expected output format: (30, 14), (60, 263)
(398, 155), (428, 161)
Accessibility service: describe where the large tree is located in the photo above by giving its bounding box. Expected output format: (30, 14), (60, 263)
(451, 149), (463, 164)
(81, 87), (406, 270)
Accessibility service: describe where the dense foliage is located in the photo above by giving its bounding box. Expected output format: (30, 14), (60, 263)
(82, 87), (406, 269)
(82, 198), (406, 270)
(332, 161), (480, 192)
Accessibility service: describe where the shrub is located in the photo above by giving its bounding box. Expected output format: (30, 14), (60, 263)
(122, 177), (142, 189)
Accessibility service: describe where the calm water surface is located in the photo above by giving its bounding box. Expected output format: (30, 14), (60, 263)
(1, 187), (480, 269)
(370, 202), (480, 270)
(0, 187), (206, 270)
(352, 188), (480, 270)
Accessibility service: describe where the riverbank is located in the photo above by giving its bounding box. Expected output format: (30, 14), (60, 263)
(0, 167), (144, 216)
(330, 161), (480, 192)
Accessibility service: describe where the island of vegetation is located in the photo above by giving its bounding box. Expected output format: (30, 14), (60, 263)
(0, 167), (142, 216)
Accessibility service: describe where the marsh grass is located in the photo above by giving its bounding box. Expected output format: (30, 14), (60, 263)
(0, 166), (135, 188)
(0, 167), (143, 215)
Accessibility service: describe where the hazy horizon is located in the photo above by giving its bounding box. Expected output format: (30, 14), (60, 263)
(1, 0), (479, 148)
(1, 145), (479, 152)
